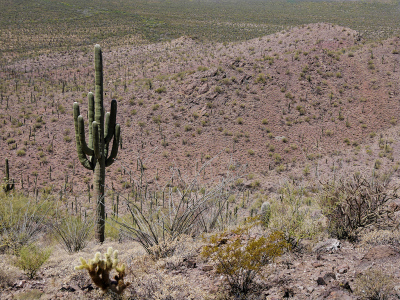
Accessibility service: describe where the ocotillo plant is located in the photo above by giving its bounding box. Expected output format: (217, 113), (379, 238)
(73, 44), (121, 243)
(3, 158), (14, 192)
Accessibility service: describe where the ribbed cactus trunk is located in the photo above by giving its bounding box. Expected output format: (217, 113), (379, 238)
(3, 158), (14, 192)
(94, 45), (106, 243)
(73, 45), (121, 243)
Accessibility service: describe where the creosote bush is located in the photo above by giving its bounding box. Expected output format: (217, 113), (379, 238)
(52, 214), (94, 253)
(13, 243), (52, 279)
(0, 192), (53, 254)
(201, 219), (289, 297)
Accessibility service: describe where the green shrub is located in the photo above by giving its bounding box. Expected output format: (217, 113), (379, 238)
(16, 149), (26, 156)
(269, 183), (324, 248)
(202, 220), (288, 297)
(0, 193), (53, 254)
(214, 86), (223, 93)
(13, 243), (52, 279)
(52, 215), (93, 253)
(255, 73), (267, 83)
(155, 86), (166, 93)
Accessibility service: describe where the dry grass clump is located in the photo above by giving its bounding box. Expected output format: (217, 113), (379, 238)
(131, 272), (207, 300)
(360, 229), (400, 248)
(128, 247), (209, 300)
(155, 234), (201, 271)
(0, 267), (18, 289)
(354, 268), (395, 300)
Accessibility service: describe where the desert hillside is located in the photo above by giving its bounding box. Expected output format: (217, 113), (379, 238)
(1, 23), (400, 195)
(2, 13), (400, 300)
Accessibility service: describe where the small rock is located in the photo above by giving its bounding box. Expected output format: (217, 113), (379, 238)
(313, 239), (341, 253)
(312, 262), (324, 268)
(317, 277), (326, 285)
(323, 272), (336, 283)
(282, 287), (294, 298)
(81, 284), (93, 291)
(201, 265), (213, 272)
(16, 280), (26, 288)
(307, 286), (315, 293)
(318, 288), (353, 300)
(184, 258), (197, 268)
(60, 285), (77, 292)
(337, 265), (348, 274)
(198, 84), (209, 95)
(394, 285), (400, 297)
(340, 280), (352, 292)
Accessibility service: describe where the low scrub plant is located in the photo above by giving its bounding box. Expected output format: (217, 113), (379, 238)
(354, 269), (395, 300)
(13, 243), (52, 279)
(0, 268), (18, 289)
(268, 183), (325, 248)
(201, 219), (288, 297)
(0, 193), (53, 254)
(52, 214), (93, 253)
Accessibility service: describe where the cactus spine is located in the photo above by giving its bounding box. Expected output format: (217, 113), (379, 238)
(3, 158), (14, 192)
(73, 45), (121, 243)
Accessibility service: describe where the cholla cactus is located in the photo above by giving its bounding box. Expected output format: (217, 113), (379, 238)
(260, 201), (271, 227)
(75, 247), (130, 295)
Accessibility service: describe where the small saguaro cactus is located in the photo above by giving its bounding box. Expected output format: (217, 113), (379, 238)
(73, 44), (121, 243)
(75, 247), (130, 295)
(3, 158), (14, 192)
(260, 201), (271, 227)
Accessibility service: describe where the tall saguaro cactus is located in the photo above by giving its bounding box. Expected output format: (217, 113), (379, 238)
(3, 158), (14, 192)
(73, 45), (121, 243)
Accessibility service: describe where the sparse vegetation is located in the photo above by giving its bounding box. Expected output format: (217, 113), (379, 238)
(2, 1), (400, 298)
(13, 243), (51, 279)
(202, 220), (288, 297)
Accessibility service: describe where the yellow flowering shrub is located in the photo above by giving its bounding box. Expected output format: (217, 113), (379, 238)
(201, 220), (289, 296)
